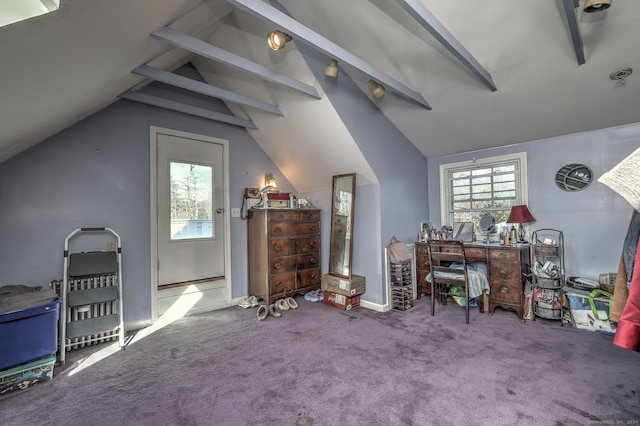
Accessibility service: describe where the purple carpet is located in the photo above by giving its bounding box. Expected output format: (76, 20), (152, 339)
(2, 296), (639, 425)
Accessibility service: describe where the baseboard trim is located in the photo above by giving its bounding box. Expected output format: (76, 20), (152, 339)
(359, 299), (390, 312)
(125, 318), (153, 332)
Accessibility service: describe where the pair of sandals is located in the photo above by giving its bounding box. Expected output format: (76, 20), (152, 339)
(238, 295), (259, 309)
(257, 297), (299, 320)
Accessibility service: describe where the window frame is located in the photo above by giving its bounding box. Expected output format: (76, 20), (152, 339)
(439, 152), (528, 227)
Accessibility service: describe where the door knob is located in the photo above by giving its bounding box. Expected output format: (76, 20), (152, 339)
(216, 208), (223, 214)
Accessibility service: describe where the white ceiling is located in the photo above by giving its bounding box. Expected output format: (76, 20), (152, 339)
(1, 0), (638, 192)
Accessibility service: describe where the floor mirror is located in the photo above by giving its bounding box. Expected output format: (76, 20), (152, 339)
(329, 173), (356, 278)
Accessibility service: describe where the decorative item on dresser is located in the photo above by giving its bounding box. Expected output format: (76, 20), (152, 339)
(247, 209), (321, 305)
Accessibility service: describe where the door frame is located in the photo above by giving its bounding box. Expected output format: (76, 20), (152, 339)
(149, 126), (232, 323)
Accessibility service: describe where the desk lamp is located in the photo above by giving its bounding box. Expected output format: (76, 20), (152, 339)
(507, 205), (536, 243)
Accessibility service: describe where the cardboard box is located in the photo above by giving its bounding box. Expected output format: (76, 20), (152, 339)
(323, 291), (360, 310)
(321, 274), (366, 297)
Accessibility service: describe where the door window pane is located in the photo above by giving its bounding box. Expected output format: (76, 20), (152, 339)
(169, 162), (213, 240)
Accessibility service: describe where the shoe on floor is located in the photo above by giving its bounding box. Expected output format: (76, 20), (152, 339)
(276, 299), (290, 311)
(268, 303), (282, 318)
(257, 304), (269, 321)
(286, 297), (299, 309)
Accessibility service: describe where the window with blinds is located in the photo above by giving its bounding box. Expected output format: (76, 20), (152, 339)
(440, 153), (528, 232)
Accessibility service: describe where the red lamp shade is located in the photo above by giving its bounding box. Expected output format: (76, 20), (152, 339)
(507, 205), (536, 224)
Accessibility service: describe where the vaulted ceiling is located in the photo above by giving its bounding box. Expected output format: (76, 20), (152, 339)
(1, 0), (638, 191)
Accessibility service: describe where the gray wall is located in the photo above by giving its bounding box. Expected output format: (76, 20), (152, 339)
(428, 122), (640, 281)
(0, 94), (291, 323)
(299, 46), (429, 305)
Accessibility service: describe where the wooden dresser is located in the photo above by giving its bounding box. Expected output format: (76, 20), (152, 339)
(247, 209), (321, 305)
(414, 241), (530, 319)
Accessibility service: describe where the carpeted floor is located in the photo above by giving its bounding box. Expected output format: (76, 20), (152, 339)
(2, 296), (639, 425)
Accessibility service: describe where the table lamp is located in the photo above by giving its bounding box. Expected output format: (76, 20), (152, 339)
(507, 205), (536, 243)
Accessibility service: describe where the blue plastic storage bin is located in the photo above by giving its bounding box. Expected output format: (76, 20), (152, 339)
(0, 298), (61, 370)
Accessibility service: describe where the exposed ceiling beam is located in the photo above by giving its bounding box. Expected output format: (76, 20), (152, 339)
(132, 65), (284, 116)
(560, 0), (586, 65)
(151, 27), (320, 100)
(119, 90), (257, 129)
(394, 0), (496, 92)
(228, 0), (431, 109)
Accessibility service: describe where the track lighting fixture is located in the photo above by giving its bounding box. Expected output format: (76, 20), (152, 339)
(368, 79), (385, 98)
(324, 58), (339, 77)
(583, 0), (612, 13)
(267, 30), (292, 51)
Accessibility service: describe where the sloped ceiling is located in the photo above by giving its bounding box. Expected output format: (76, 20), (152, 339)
(1, 0), (639, 191)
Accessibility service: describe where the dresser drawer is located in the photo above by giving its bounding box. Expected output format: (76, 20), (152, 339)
(292, 210), (320, 221)
(270, 269), (321, 294)
(268, 210), (294, 221)
(270, 237), (320, 256)
(490, 280), (522, 304)
(489, 249), (520, 262)
(269, 221), (320, 237)
(270, 253), (320, 274)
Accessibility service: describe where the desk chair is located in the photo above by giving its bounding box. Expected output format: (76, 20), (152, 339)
(428, 240), (473, 324)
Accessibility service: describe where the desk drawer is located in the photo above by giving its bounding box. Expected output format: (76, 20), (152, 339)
(489, 249), (520, 262)
(464, 247), (486, 260)
(416, 254), (430, 270)
(489, 263), (522, 281)
(415, 243), (429, 255)
(491, 280), (522, 304)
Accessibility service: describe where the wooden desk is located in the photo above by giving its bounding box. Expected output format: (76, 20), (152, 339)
(415, 241), (530, 319)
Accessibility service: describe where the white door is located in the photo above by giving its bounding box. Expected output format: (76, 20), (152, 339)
(151, 128), (230, 318)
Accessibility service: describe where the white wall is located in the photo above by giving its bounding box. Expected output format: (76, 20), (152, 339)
(428, 122), (640, 280)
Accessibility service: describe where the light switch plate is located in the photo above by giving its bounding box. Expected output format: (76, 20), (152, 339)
(231, 208), (241, 218)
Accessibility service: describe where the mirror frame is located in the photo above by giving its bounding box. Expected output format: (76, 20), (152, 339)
(328, 173), (356, 279)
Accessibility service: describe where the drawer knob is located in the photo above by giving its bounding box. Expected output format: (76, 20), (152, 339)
(501, 287), (508, 294)
(311, 274), (318, 280)
(309, 225), (317, 231)
(499, 253), (506, 258)
(337, 229), (343, 235)
(310, 257), (318, 264)
(277, 213), (284, 219)
(500, 268), (507, 274)
(274, 263), (282, 270)
(306, 213), (313, 219)
(275, 281), (282, 287)
(309, 242), (317, 248)
(274, 245), (282, 252)
(274, 227), (282, 233)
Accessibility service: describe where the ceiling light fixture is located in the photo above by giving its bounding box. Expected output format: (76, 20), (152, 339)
(583, 0), (612, 13)
(610, 67), (632, 85)
(267, 30), (292, 51)
(368, 79), (385, 98)
(324, 58), (339, 77)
